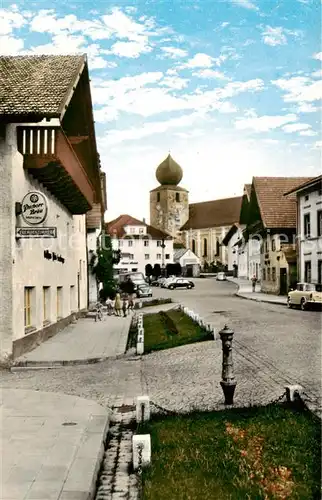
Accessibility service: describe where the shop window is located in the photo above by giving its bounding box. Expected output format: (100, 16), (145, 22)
(24, 287), (33, 329)
(43, 286), (50, 323)
(57, 286), (63, 319)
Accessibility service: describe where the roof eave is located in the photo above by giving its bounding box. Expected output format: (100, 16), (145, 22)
(58, 55), (87, 121)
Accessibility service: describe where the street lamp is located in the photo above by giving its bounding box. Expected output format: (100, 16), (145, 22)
(161, 238), (166, 276)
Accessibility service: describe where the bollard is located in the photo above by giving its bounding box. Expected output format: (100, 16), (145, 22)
(219, 325), (237, 405)
(132, 435), (151, 470)
(137, 341), (144, 355)
(285, 384), (303, 402)
(136, 396), (150, 422)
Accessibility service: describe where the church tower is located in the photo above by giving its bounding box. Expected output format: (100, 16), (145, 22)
(150, 154), (189, 239)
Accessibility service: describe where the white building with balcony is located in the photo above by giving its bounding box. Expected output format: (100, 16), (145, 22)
(285, 175), (322, 284)
(107, 214), (173, 276)
(0, 55), (103, 365)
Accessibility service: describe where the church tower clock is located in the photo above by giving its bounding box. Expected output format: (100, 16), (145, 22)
(149, 154), (189, 240)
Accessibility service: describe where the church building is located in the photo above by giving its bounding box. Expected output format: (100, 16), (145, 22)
(149, 154), (243, 269)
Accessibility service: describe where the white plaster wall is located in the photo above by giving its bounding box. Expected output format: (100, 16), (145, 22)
(7, 124), (88, 342)
(114, 237), (174, 275)
(87, 228), (100, 304)
(299, 189), (322, 282)
(0, 132), (14, 362)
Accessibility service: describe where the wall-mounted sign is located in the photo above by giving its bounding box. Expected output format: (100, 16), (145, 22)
(15, 227), (57, 238)
(21, 191), (48, 225)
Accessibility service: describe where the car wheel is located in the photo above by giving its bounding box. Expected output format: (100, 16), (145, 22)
(300, 298), (307, 311)
(169, 285), (174, 290)
(287, 297), (292, 308)
(187, 284), (192, 289)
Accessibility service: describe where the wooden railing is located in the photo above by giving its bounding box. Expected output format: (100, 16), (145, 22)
(17, 126), (58, 156)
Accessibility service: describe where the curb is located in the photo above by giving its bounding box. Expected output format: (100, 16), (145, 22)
(235, 292), (286, 307)
(10, 352), (128, 371)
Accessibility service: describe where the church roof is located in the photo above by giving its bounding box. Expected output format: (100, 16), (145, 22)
(156, 154), (183, 186)
(181, 196), (242, 230)
(106, 214), (172, 240)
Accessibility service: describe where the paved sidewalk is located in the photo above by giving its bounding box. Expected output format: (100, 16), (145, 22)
(228, 277), (287, 306)
(1, 389), (109, 500)
(13, 314), (132, 368)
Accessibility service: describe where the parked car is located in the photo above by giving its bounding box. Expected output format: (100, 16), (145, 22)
(287, 282), (322, 310)
(164, 278), (195, 290)
(136, 284), (153, 298)
(216, 272), (227, 281)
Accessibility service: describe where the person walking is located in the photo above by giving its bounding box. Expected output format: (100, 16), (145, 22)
(106, 297), (113, 316)
(114, 291), (122, 316)
(122, 294), (128, 317)
(251, 274), (258, 292)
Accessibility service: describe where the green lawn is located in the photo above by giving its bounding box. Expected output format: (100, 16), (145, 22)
(138, 403), (321, 500)
(143, 310), (213, 353)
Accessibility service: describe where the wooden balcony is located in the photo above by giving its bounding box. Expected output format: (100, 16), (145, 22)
(17, 126), (95, 214)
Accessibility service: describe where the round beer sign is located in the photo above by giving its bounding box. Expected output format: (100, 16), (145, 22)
(21, 191), (48, 225)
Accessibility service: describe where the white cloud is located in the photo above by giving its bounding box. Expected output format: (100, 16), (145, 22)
(282, 123), (311, 133)
(231, 0), (258, 10)
(297, 103), (318, 113)
(192, 69), (230, 80)
(312, 69), (322, 78)
(111, 39), (151, 58)
(273, 76), (322, 103)
(312, 52), (322, 61)
(262, 26), (287, 46)
(221, 22), (230, 28)
(299, 130), (317, 136)
(159, 76), (189, 90)
(0, 34), (24, 54)
(104, 112), (205, 144)
(313, 140), (322, 149)
(0, 8), (26, 34)
(180, 53), (213, 69)
(160, 46), (188, 58)
(235, 113), (298, 132)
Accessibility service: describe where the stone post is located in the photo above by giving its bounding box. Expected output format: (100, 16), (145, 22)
(219, 325), (237, 405)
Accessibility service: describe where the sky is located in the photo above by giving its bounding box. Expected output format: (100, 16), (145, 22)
(1, 0), (321, 223)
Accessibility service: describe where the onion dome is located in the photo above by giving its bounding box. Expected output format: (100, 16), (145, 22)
(156, 154), (183, 186)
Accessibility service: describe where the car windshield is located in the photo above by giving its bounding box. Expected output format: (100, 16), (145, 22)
(306, 284), (316, 291)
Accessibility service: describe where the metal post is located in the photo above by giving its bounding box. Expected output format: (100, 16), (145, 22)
(219, 325), (237, 405)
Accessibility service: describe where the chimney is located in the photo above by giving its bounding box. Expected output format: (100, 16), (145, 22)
(143, 217), (146, 224)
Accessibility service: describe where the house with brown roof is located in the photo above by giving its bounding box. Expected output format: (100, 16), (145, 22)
(284, 175), (322, 284)
(106, 214), (173, 276)
(180, 196), (243, 269)
(0, 55), (105, 363)
(245, 176), (313, 294)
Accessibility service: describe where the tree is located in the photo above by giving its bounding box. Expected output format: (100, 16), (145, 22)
(145, 264), (153, 277)
(92, 232), (117, 300)
(153, 263), (161, 278)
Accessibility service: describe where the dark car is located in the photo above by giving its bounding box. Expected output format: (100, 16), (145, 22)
(165, 278), (195, 290)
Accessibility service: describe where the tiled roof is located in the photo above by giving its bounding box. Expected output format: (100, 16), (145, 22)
(106, 214), (172, 240)
(174, 248), (188, 261)
(0, 55), (85, 118)
(253, 177), (314, 229)
(284, 175), (322, 195)
(181, 196), (242, 230)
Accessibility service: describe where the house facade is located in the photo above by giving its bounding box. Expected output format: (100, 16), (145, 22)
(173, 248), (200, 277)
(107, 215), (173, 276)
(0, 55), (103, 364)
(285, 176), (322, 284)
(245, 177), (312, 294)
